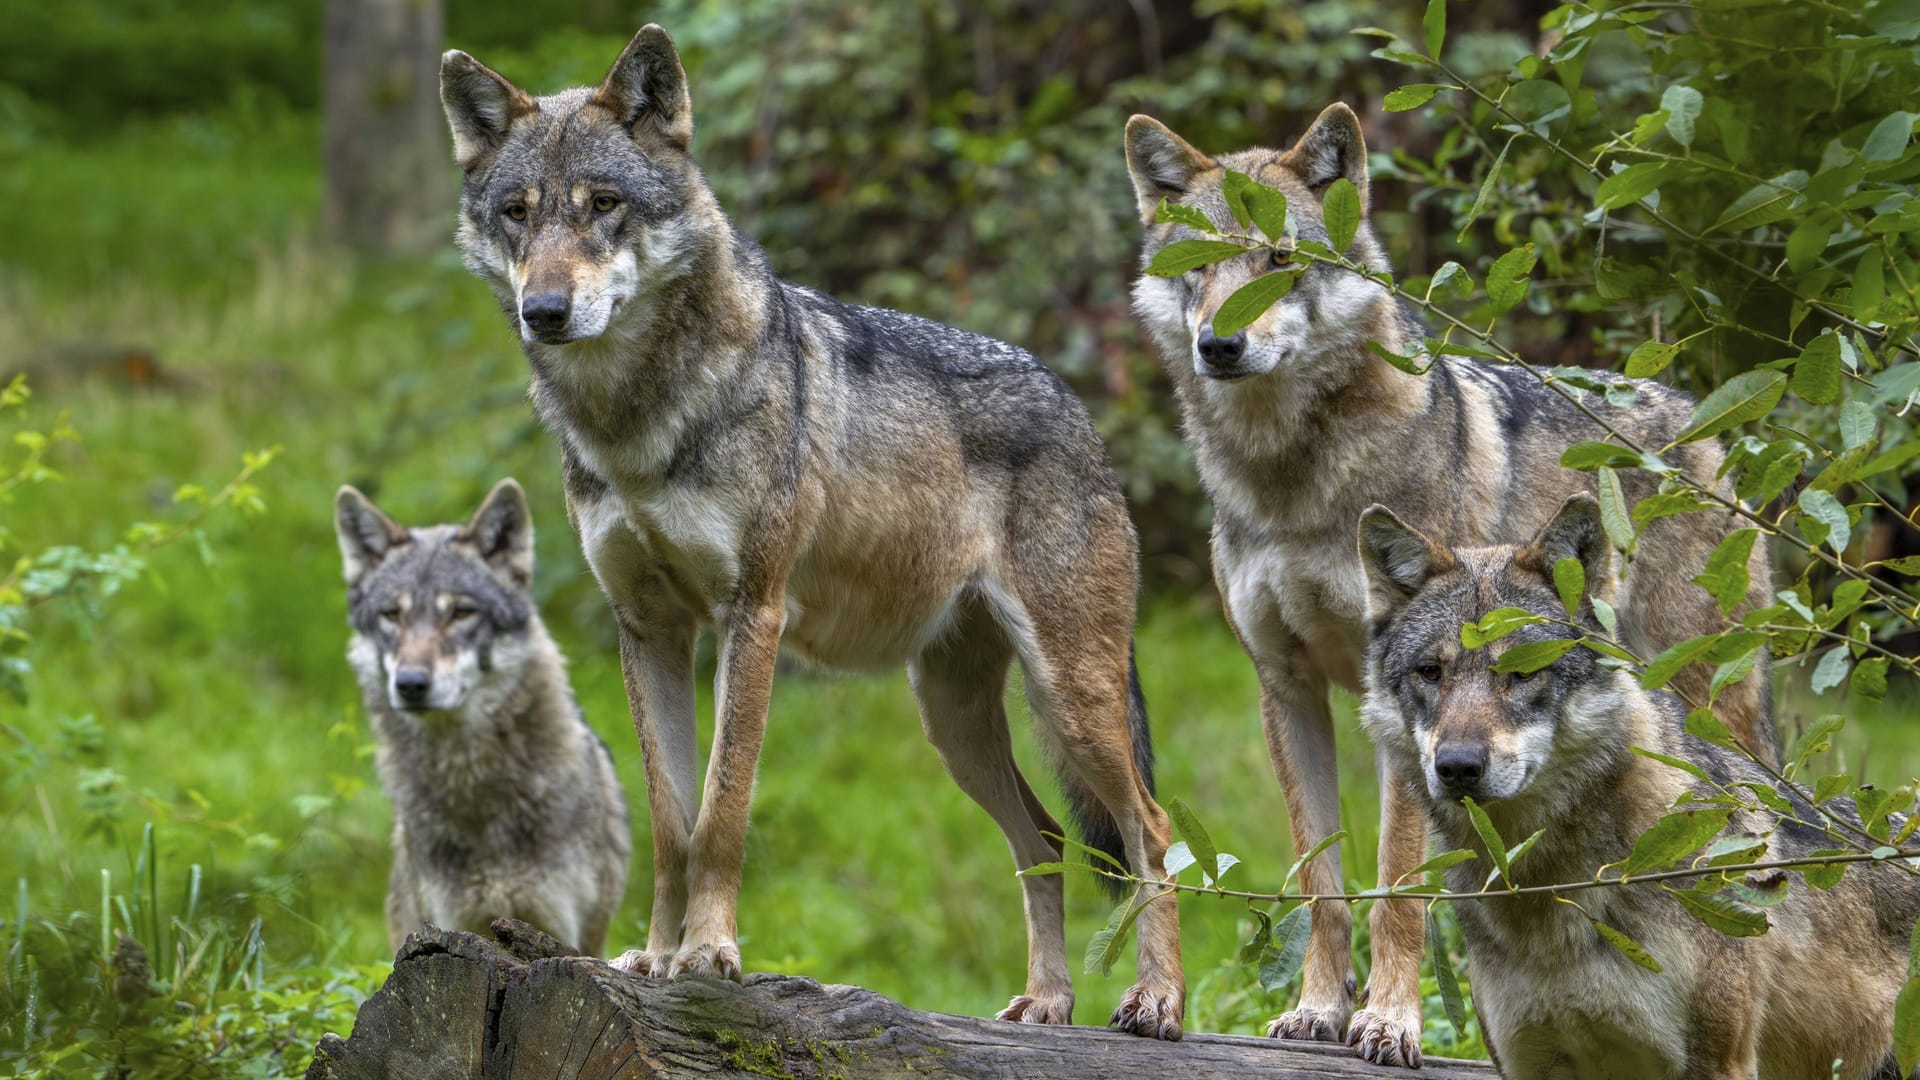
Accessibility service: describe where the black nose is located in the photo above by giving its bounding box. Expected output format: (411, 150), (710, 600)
(1196, 325), (1247, 369)
(520, 292), (571, 335)
(393, 667), (432, 705)
(1433, 744), (1489, 794)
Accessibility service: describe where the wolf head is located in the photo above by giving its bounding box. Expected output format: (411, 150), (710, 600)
(336, 479), (538, 715)
(1126, 105), (1395, 383)
(440, 26), (720, 349)
(1356, 495), (1628, 806)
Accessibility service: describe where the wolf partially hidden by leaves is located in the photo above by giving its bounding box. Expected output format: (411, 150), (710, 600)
(1125, 105), (1778, 1064)
(336, 479), (630, 955)
(435, 26), (1184, 1037)
(1359, 494), (1920, 1080)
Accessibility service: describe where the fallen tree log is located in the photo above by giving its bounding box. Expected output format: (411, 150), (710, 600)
(306, 920), (1497, 1079)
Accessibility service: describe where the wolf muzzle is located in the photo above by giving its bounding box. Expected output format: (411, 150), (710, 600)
(1194, 325), (1253, 380)
(521, 291), (573, 341)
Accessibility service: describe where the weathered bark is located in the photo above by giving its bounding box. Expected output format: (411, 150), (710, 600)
(306, 920), (1497, 1079)
(322, 0), (447, 254)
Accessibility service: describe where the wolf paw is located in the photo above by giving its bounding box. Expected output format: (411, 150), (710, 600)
(1266, 1003), (1350, 1044)
(669, 941), (743, 982)
(1348, 1008), (1423, 1069)
(1109, 982), (1184, 1041)
(997, 992), (1073, 1026)
(608, 949), (671, 978)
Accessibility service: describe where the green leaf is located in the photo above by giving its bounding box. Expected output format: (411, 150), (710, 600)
(1047, 831), (1132, 874)
(1408, 849), (1479, 878)
(1814, 773), (1854, 804)
(1019, 860), (1100, 878)
(1366, 338), (1433, 375)
(1623, 339), (1680, 377)
(1212, 270), (1302, 337)
(1596, 467), (1636, 555)
(1709, 171), (1809, 234)
(1678, 369), (1786, 443)
(1629, 746), (1713, 783)
(1797, 488), (1851, 555)
(1643, 633), (1721, 690)
(1786, 211), (1837, 274)
(1461, 796), (1511, 881)
(1685, 706), (1739, 751)
(1810, 646), (1852, 695)
(1665, 885), (1769, 936)
(1461, 606), (1544, 649)
(1385, 84), (1449, 112)
(1592, 596), (1619, 636)
(1492, 638), (1578, 674)
(1283, 830), (1349, 893)
(1852, 657), (1891, 700)
(1861, 441), (1920, 482)
(1863, 112), (1916, 163)
(1147, 239), (1251, 277)
(1856, 247), (1887, 321)
(1486, 244), (1537, 314)
(1561, 441), (1640, 471)
(1792, 332), (1843, 405)
(1554, 557), (1586, 618)
(1166, 797), (1220, 883)
(1589, 916), (1663, 972)
(1154, 199), (1214, 233)
(1244, 185), (1289, 243)
(1161, 841), (1196, 878)
(1803, 850), (1851, 889)
(1237, 906), (1273, 964)
(1660, 85), (1703, 147)
(1323, 178), (1361, 253)
(1258, 904), (1312, 992)
(1693, 528), (1759, 616)
(1085, 889), (1148, 975)
(1616, 808), (1734, 877)
(1595, 162), (1674, 212)
(1459, 137), (1513, 242)
(1428, 908), (1469, 1040)
(1839, 401), (1877, 451)
(1428, 260), (1471, 300)
(1423, 0), (1446, 57)
(1220, 170), (1255, 229)
(1898, 977), (1920, 1077)
(1789, 714), (1844, 768)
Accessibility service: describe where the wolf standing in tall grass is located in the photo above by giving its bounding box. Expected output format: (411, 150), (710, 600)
(1358, 495), (1920, 1080)
(1125, 105), (1775, 1063)
(435, 26), (1184, 1037)
(335, 479), (630, 955)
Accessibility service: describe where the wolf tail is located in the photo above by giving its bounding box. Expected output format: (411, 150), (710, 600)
(1059, 642), (1156, 901)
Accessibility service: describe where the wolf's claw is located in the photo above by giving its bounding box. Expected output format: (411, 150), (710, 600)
(997, 992), (1073, 1026)
(669, 941), (743, 982)
(608, 949), (670, 978)
(1267, 1003), (1350, 1044)
(1348, 1008), (1423, 1069)
(1109, 982), (1184, 1041)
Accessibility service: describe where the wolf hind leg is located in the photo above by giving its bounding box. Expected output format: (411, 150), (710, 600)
(993, 584), (1185, 1040)
(911, 599), (1075, 1026)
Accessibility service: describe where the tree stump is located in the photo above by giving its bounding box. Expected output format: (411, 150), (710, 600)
(306, 920), (1498, 1079)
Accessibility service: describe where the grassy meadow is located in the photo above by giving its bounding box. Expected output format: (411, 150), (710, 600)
(4, 94), (1917, 1076)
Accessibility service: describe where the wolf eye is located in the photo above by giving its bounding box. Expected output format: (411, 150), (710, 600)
(451, 604), (480, 621)
(1269, 248), (1296, 269)
(378, 607), (401, 623)
(591, 194), (620, 213)
(1416, 661), (1443, 683)
(1510, 668), (1538, 683)
(503, 203), (527, 222)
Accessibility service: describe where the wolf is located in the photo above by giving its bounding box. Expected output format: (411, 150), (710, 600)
(434, 26), (1184, 1037)
(336, 478), (630, 956)
(1124, 104), (1776, 1064)
(1358, 494), (1919, 1080)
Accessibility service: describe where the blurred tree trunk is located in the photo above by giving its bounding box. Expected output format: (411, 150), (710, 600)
(323, 0), (446, 255)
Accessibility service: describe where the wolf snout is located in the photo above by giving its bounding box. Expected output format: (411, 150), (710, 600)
(520, 292), (573, 338)
(1432, 743), (1488, 797)
(1194, 325), (1254, 379)
(393, 666), (434, 709)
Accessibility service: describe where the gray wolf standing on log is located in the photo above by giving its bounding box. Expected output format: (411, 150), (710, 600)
(1359, 495), (1918, 1080)
(1124, 104), (1774, 1064)
(435, 25), (1184, 1038)
(335, 479), (630, 955)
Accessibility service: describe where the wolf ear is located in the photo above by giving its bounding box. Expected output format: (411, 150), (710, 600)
(1357, 505), (1453, 617)
(1125, 115), (1214, 225)
(1284, 103), (1370, 210)
(463, 478), (534, 585)
(440, 51), (536, 169)
(336, 486), (408, 584)
(1515, 494), (1612, 610)
(594, 24), (693, 152)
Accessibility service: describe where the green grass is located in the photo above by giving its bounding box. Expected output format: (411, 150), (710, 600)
(2, 106), (1914, 1071)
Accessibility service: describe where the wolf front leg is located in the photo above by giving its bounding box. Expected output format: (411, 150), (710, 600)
(606, 605), (699, 978)
(672, 601), (785, 981)
(1256, 657), (1356, 1045)
(1347, 746), (1426, 1068)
